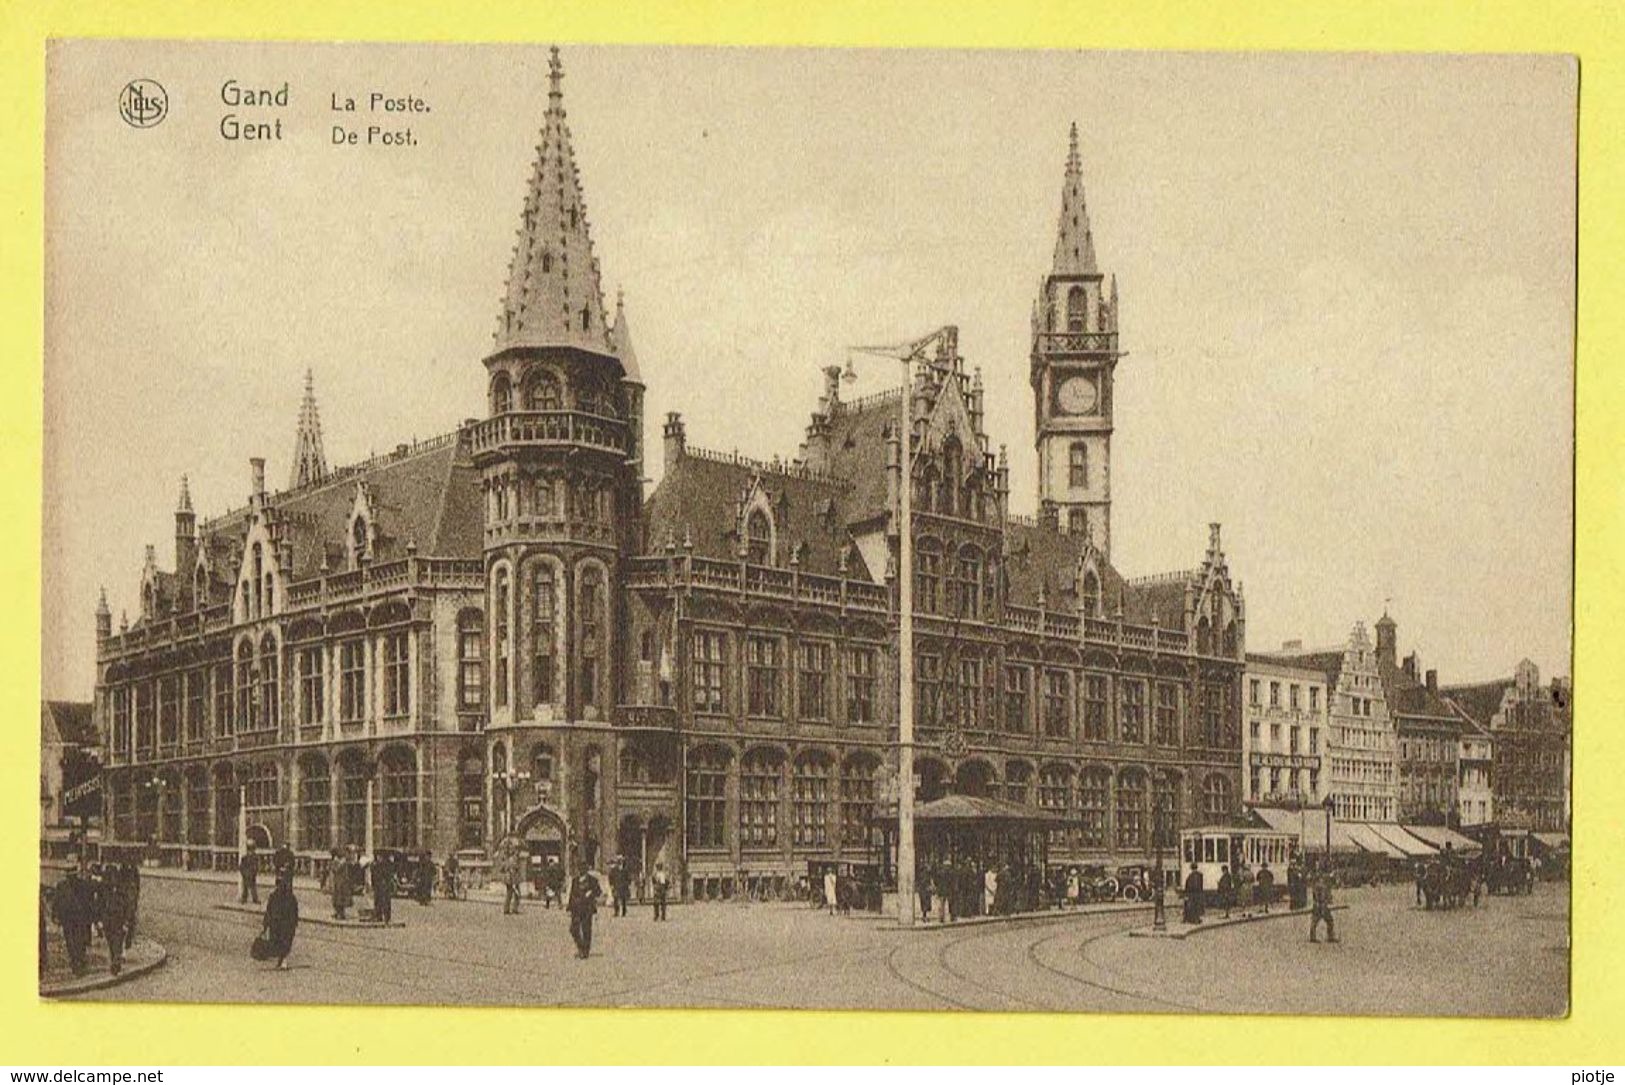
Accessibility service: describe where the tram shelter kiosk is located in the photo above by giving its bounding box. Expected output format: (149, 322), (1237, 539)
(872, 794), (1064, 909)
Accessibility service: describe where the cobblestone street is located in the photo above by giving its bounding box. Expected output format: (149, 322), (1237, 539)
(73, 873), (1568, 1016)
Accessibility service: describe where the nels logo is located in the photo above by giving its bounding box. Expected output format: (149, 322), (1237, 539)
(119, 78), (168, 128)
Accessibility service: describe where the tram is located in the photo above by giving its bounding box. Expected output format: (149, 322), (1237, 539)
(1179, 826), (1299, 899)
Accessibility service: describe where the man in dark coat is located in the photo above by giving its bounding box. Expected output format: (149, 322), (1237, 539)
(1256, 860), (1275, 914)
(51, 863), (97, 976)
(330, 848), (353, 920)
(98, 866), (131, 976)
(1309, 861), (1338, 943)
(273, 843), (295, 881)
(371, 853), (395, 924)
(1217, 865), (1236, 918)
(610, 858), (631, 917)
(1287, 857), (1307, 910)
(264, 873), (300, 969)
(414, 850), (435, 906)
(239, 844), (261, 904)
(567, 867), (601, 958)
(1182, 863), (1205, 924)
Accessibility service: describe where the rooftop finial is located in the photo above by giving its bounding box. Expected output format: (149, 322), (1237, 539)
(549, 45), (564, 101)
(177, 474), (192, 514)
(1067, 120), (1081, 174)
(290, 368), (329, 490)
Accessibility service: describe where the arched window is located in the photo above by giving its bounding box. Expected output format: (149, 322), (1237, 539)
(522, 370), (561, 411)
(529, 565), (556, 708)
(745, 510), (771, 565)
(458, 609), (485, 711)
(578, 566), (604, 709)
(351, 518), (368, 563)
(531, 742), (555, 785)
(252, 543), (264, 617)
(915, 539), (941, 614)
(258, 633), (279, 731)
(792, 752), (833, 847)
(1116, 768), (1146, 850)
(493, 567), (510, 708)
(1203, 773), (1234, 819)
(1196, 616), (1212, 656)
(1039, 764), (1074, 848)
(686, 746), (731, 849)
(298, 753), (331, 852)
(1005, 760), (1033, 806)
(458, 750), (485, 848)
(840, 753), (880, 847)
(1067, 285), (1087, 333)
(213, 764), (238, 847)
(1152, 771), (1180, 850)
(940, 437), (962, 516)
(491, 372), (512, 415)
(1079, 763), (1118, 844)
(381, 748), (418, 849)
(952, 545), (982, 618)
(235, 641), (255, 732)
(336, 751), (370, 849)
(740, 748), (784, 848)
(194, 566), (208, 607)
(580, 306), (590, 331)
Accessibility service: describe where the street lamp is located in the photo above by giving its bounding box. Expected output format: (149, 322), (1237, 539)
(492, 768), (532, 836)
(1151, 770), (1168, 931)
(1322, 793), (1335, 867)
(844, 327), (952, 928)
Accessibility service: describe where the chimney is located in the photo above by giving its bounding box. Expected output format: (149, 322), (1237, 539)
(1280, 639), (1303, 652)
(1402, 652), (1419, 682)
(662, 412), (686, 475)
(250, 457), (266, 499)
(1425, 669), (1437, 693)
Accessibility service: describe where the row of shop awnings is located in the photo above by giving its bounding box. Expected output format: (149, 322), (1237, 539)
(1250, 807), (1481, 858)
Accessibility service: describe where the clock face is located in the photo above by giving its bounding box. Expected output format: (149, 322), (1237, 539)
(1056, 375), (1098, 415)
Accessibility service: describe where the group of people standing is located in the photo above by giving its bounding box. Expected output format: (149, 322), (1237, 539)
(1179, 854), (1338, 943)
(914, 860), (1045, 922)
(43, 857), (141, 978)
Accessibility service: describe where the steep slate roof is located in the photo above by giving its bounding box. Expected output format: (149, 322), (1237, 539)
(822, 392), (900, 526)
(643, 451), (854, 576)
(1254, 648), (1347, 687)
(1440, 679), (1513, 729)
(1380, 660), (1460, 724)
(190, 434), (481, 591)
(42, 701), (97, 747)
(493, 47), (614, 356)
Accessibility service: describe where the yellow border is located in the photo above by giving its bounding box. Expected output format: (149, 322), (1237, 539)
(3, 0), (1618, 1066)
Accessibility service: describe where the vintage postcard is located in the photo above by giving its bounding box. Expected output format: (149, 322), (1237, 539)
(39, 40), (1574, 1016)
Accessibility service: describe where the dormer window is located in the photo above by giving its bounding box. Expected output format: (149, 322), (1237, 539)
(351, 517), (368, 567)
(1081, 569), (1101, 617)
(746, 510), (771, 565)
(491, 372), (512, 415)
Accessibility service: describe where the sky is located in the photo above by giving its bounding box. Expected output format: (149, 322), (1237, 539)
(42, 43), (1576, 699)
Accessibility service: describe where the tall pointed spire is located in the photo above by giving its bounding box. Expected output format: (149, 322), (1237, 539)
(493, 46), (613, 356)
(1051, 121), (1098, 276)
(289, 368), (329, 490)
(610, 288), (642, 384)
(176, 474), (192, 513)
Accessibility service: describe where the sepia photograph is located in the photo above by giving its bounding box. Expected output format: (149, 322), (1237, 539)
(38, 40), (1575, 1017)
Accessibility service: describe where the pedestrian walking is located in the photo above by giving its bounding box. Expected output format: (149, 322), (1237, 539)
(983, 866), (997, 916)
(239, 843), (261, 904)
(372, 852), (395, 924)
(121, 860), (141, 951)
(443, 851), (461, 899)
(567, 867), (601, 959)
(273, 842), (295, 881)
(1236, 861), (1255, 913)
(917, 866), (933, 922)
(330, 848), (353, 920)
(1309, 861), (1338, 944)
(1287, 856), (1307, 910)
(1217, 865), (1236, 918)
(823, 867), (838, 915)
(414, 850), (435, 906)
(1182, 863), (1205, 924)
(611, 859), (631, 917)
(1256, 860), (1275, 914)
(501, 838), (524, 915)
(1413, 860), (1427, 907)
(98, 866), (131, 976)
(263, 873), (300, 970)
(51, 861), (97, 977)
(651, 860), (670, 921)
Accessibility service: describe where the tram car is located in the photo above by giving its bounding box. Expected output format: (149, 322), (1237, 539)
(1178, 826), (1298, 901)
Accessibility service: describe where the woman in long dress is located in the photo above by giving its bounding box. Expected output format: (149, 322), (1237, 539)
(264, 873), (300, 970)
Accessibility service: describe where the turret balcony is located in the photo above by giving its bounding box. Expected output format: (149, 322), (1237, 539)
(470, 410), (629, 459)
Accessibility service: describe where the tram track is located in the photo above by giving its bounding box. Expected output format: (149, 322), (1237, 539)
(1024, 924), (1199, 1012)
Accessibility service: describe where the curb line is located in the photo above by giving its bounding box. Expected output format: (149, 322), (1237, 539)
(40, 938), (167, 998)
(1129, 903), (1349, 939)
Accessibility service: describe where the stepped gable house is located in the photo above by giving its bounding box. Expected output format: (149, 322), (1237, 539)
(92, 51), (1245, 898)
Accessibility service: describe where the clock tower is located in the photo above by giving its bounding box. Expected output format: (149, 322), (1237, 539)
(1031, 122), (1121, 558)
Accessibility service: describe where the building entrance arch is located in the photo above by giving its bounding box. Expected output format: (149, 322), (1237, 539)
(514, 804), (568, 881)
(246, 823), (274, 850)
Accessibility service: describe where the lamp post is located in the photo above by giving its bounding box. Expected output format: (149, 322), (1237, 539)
(493, 768), (532, 836)
(845, 328), (951, 928)
(1151, 770), (1168, 931)
(1322, 793), (1335, 867)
